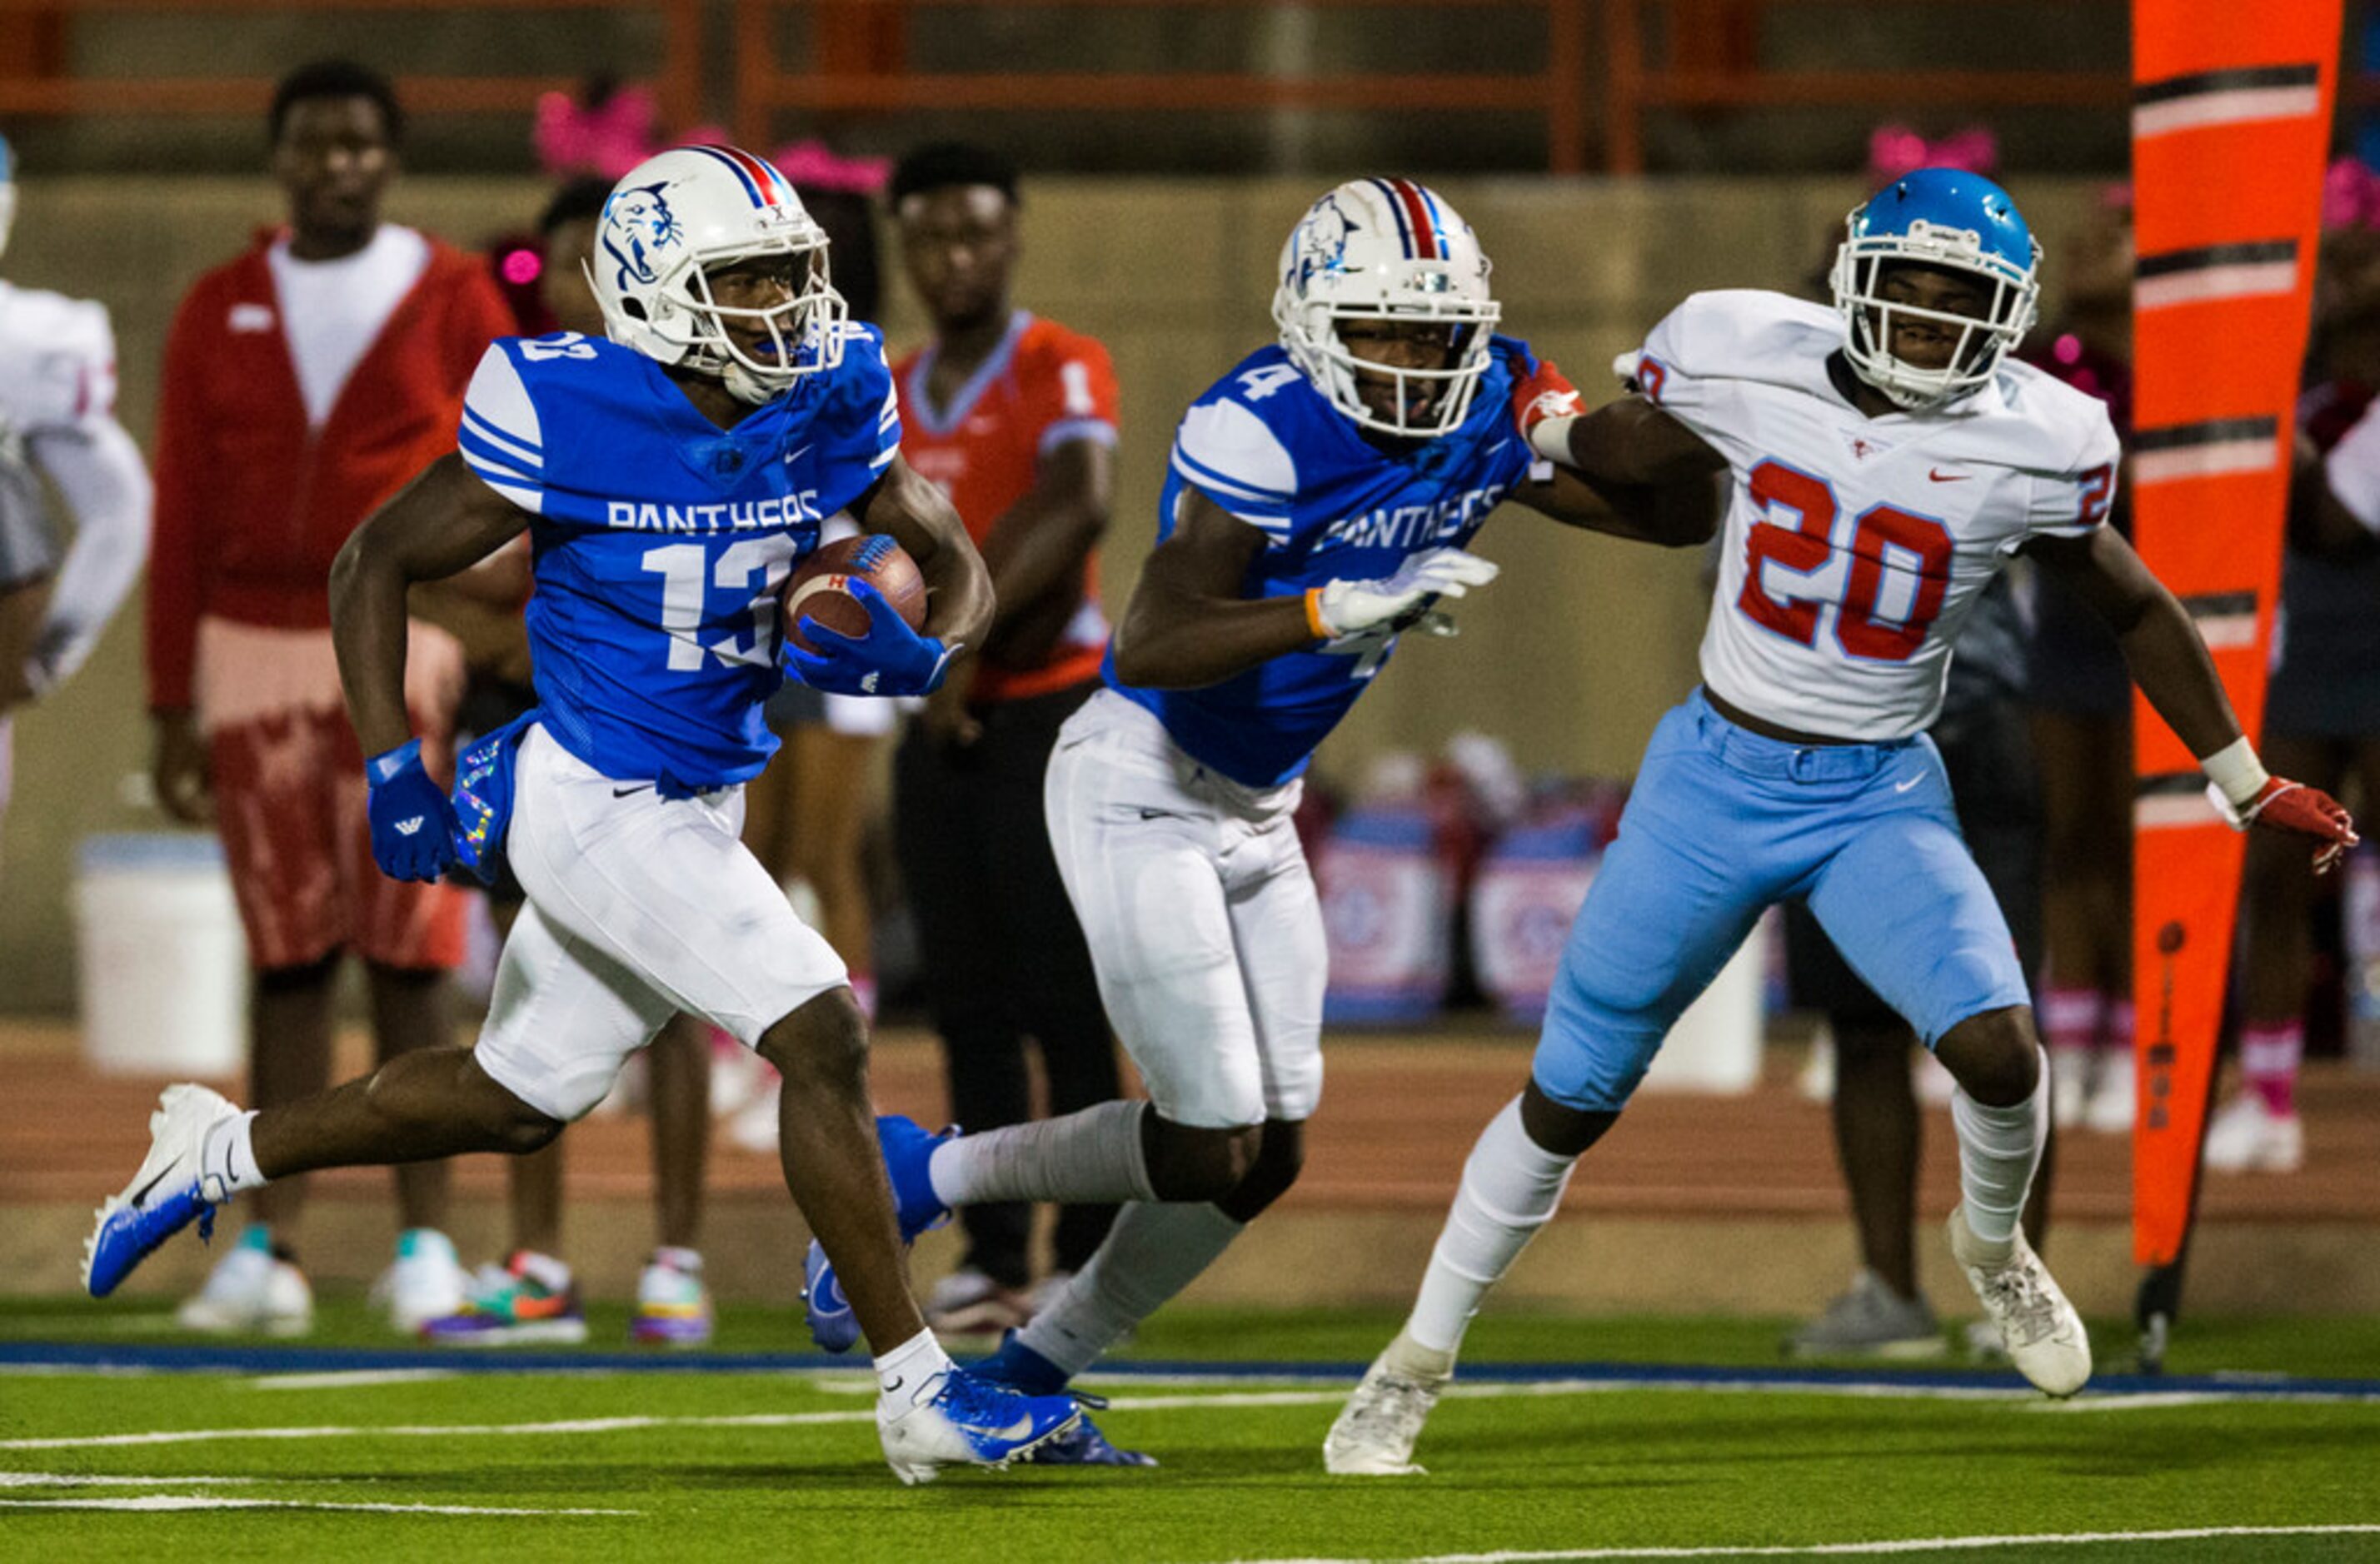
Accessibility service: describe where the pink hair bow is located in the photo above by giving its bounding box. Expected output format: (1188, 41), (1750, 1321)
(533, 82), (662, 182)
(1866, 123), (2000, 185)
(2324, 157), (2380, 235)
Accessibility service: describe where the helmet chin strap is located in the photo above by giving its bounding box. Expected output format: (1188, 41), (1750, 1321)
(723, 359), (789, 405)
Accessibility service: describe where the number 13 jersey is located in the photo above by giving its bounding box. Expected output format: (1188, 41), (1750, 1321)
(458, 326), (900, 791)
(1630, 290), (2119, 742)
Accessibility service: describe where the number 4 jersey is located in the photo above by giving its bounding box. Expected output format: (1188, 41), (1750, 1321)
(458, 326), (900, 790)
(1110, 340), (1538, 788)
(1634, 290), (2120, 742)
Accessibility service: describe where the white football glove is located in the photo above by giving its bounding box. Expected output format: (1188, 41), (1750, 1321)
(1310, 548), (1499, 640)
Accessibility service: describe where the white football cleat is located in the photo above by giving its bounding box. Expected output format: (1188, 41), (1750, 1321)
(2202, 1092), (2304, 1173)
(372, 1228), (468, 1335)
(1947, 1205), (2090, 1397)
(177, 1227), (313, 1337)
(82, 1083), (242, 1299)
(1325, 1352), (1449, 1476)
(876, 1367), (1081, 1486)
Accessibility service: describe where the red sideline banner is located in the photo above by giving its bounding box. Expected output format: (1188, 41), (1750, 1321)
(2129, 0), (2338, 1268)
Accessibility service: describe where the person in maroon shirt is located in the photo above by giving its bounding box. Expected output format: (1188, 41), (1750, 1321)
(142, 61), (512, 1337)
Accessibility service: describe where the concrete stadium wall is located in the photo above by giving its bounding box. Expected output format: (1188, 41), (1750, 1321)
(0, 172), (2105, 1014)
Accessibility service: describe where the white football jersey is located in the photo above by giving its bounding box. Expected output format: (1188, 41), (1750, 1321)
(0, 279), (117, 435)
(1628, 290), (2119, 741)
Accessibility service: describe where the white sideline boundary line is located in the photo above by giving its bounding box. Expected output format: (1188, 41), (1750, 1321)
(1225, 1524), (2380, 1562)
(249, 1369), (461, 1391)
(0, 1496), (634, 1516)
(13, 1371), (2379, 1453)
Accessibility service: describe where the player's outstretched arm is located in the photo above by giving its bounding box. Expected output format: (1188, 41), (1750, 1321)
(329, 452), (531, 758)
(1524, 396), (1727, 546)
(854, 453), (994, 658)
(2027, 523), (2359, 869)
(1505, 351), (1725, 545)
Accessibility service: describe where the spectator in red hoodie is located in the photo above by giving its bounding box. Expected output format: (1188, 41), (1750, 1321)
(143, 59), (514, 1337)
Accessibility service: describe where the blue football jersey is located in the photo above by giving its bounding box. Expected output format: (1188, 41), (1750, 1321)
(1106, 339), (1538, 787)
(458, 326), (900, 790)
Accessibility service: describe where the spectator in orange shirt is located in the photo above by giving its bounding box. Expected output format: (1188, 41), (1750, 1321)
(142, 60), (514, 1336)
(887, 142), (1125, 1333)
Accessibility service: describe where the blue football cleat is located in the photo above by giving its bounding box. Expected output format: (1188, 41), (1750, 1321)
(801, 1237), (860, 1354)
(876, 1365), (1081, 1486)
(801, 1116), (957, 1353)
(1021, 1410), (1159, 1467)
(83, 1084), (241, 1298)
(876, 1114), (953, 1241)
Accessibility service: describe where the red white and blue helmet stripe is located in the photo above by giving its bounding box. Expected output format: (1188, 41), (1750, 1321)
(689, 143), (797, 209)
(1367, 177), (1449, 261)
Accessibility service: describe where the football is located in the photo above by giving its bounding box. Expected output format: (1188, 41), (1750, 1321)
(781, 534), (928, 655)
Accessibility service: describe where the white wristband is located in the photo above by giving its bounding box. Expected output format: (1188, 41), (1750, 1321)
(1528, 414), (1579, 466)
(2200, 735), (2271, 810)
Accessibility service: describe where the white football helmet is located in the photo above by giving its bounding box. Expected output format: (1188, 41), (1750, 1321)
(591, 145), (846, 404)
(0, 133), (17, 261)
(1272, 179), (1500, 439)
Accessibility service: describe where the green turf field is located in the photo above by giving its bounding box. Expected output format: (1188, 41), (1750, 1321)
(4, 1301), (2379, 1562)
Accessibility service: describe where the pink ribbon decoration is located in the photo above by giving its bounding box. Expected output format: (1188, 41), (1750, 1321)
(1866, 122), (2001, 185)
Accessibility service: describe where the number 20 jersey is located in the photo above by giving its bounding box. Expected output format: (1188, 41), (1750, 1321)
(459, 326), (900, 790)
(1633, 290), (2120, 742)
(1110, 341), (1538, 788)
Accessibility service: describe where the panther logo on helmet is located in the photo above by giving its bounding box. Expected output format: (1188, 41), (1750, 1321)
(601, 181), (681, 290)
(1289, 197), (1355, 291)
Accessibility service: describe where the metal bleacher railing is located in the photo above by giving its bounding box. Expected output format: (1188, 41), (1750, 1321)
(0, 0), (2163, 176)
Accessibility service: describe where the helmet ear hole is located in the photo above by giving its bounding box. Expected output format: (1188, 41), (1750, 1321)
(621, 297), (649, 322)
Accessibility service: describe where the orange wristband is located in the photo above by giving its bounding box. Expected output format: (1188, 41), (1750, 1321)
(1303, 587), (1333, 640)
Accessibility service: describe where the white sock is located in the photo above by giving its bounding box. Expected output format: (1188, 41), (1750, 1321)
(1014, 1201), (1244, 1379)
(1950, 1054), (2046, 1249)
(928, 1100), (1156, 1207)
(872, 1327), (954, 1403)
(199, 1111), (265, 1200)
(1405, 1095), (1578, 1357)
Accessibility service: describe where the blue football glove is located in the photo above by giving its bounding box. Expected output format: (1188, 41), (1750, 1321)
(784, 578), (954, 698)
(365, 737), (460, 884)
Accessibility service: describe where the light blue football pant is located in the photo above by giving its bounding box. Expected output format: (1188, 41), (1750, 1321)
(1533, 688), (2031, 1113)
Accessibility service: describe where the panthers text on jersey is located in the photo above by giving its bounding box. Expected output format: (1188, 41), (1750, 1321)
(1630, 290), (2120, 742)
(1108, 338), (1538, 787)
(458, 325), (901, 791)
(0, 279), (116, 585)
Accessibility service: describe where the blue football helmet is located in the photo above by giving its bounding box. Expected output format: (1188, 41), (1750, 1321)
(1831, 167), (2041, 410)
(0, 133), (16, 261)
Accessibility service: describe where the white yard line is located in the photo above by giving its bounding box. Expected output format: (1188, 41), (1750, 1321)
(1225, 1523), (2380, 1562)
(14, 1369), (2376, 1454)
(0, 1495), (633, 1516)
(0, 1471), (260, 1487)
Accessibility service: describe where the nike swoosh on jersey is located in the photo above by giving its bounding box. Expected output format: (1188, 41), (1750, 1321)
(1894, 774), (1923, 792)
(1928, 468), (1969, 482)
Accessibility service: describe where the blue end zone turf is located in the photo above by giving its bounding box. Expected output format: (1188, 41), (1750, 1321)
(6, 1340), (2380, 1401)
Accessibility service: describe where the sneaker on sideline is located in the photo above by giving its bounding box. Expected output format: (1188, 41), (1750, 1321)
(2203, 1091), (2305, 1173)
(631, 1247), (714, 1347)
(422, 1250), (590, 1346)
(176, 1223), (312, 1337)
(372, 1228), (469, 1336)
(1784, 1269), (1944, 1359)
